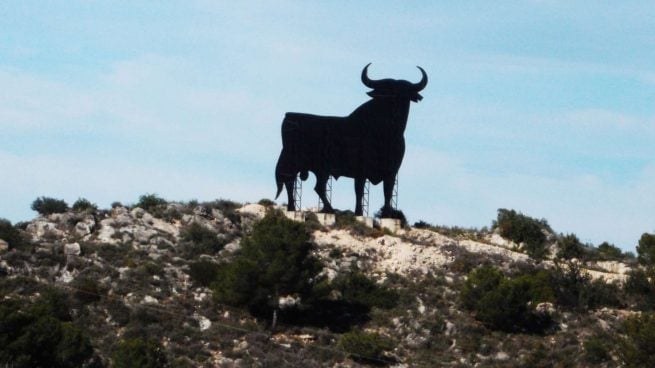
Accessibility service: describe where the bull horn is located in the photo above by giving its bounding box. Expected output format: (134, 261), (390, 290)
(413, 66), (428, 91)
(361, 63), (381, 89)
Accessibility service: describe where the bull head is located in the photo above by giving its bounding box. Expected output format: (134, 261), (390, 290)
(361, 63), (428, 102)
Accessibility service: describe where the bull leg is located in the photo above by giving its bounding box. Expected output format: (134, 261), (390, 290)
(285, 180), (295, 211)
(381, 175), (395, 217)
(314, 173), (334, 213)
(354, 177), (365, 216)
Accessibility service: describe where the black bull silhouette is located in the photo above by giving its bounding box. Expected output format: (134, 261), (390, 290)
(275, 63), (427, 216)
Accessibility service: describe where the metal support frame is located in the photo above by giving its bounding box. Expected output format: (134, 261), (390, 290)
(293, 175), (302, 211)
(362, 179), (371, 217)
(317, 176), (333, 210)
(391, 175), (399, 209)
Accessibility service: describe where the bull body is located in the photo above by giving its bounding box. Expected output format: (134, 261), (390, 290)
(275, 64), (427, 216)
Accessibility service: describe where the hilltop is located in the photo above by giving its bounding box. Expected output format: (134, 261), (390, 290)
(1, 196), (654, 367)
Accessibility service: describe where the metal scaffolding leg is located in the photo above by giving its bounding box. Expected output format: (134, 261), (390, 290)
(362, 179), (371, 217)
(293, 175), (302, 211)
(318, 176), (333, 210)
(391, 175), (399, 209)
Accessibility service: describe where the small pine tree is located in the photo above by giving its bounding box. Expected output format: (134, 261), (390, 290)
(637, 233), (655, 266)
(71, 198), (98, 213)
(212, 210), (323, 328)
(557, 234), (586, 260)
(31, 196), (69, 216)
(112, 338), (169, 368)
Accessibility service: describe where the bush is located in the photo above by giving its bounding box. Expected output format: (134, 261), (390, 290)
(550, 262), (621, 310)
(212, 210), (323, 319)
(180, 222), (226, 256)
(70, 277), (102, 305)
(460, 266), (504, 310)
(338, 330), (393, 364)
(188, 260), (220, 287)
(493, 209), (550, 259)
(624, 268), (655, 310)
(461, 266), (554, 333)
(112, 338), (169, 368)
(203, 199), (242, 225)
(584, 334), (613, 364)
(258, 198), (276, 207)
(0, 218), (26, 249)
(331, 272), (398, 310)
(135, 193), (168, 212)
(596, 241), (624, 261)
(618, 312), (655, 367)
(0, 292), (94, 367)
(31, 196), (69, 216)
(557, 234), (586, 260)
(637, 232), (655, 266)
(413, 220), (431, 229)
(374, 206), (407, 227)
(71, 198), (97, 213)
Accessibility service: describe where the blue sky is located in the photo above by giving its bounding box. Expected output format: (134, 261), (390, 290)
(1, 1), (654, 251)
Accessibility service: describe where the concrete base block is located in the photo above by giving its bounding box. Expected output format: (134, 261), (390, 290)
(380, 218), (401, 233)
(315, 213), (336, 226)
(284, 211), (305, 222)
(355, 216), (374, 228)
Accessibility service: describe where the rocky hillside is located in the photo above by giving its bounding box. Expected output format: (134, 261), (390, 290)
(1, 197), (654, 367)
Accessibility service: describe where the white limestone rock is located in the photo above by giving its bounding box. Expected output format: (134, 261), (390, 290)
(64, 242), (81, 256)
(0, 239), (8, 252)
(96, 219), (119, 244)
(237, 203), (267, 219)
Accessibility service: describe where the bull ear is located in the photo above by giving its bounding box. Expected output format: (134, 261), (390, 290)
(410, 92), (423, 102)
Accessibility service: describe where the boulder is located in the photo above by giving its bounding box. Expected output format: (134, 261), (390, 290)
(64, 242), (81, 256)
(75, 216), (96, 237)
(0, 239), (8, 252)
(237, 204), (267, 219)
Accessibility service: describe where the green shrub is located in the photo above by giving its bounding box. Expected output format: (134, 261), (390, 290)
(135, 193), (167, 212)
(461, 266), (555, 333)
(71, 198), (98, 213)
(618, 312), (655, 367)
(188, 260), (220, 287)
(596, 241), (624, 261)
(584, 334), (613, 364)
(493, 209), (550, 259)
(180, 222), (226, 256)
(637, 233), (655, 266)
(258, 198), (276, 207)
(557, 234), (586, 260)
(331, 272), (398, 310)
(112, 338), (169, 368)
(31, 196), (69, 216)
(212, 210), (323, 318)
(460, 266), (504, 310)
(338, 330), (393, 364)
(0, 292), (94, 368)
(549, 262), (621, 310)
(203, 199), (242, 225)
(374, 206), (407, 227)
(624, 268), (655, 310)
(70, 277), (102, 305)
(0, 218), (27, 250)
(413, 220), (431, 229)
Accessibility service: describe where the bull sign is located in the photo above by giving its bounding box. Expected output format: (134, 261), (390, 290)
(275, 63), (427, 217)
